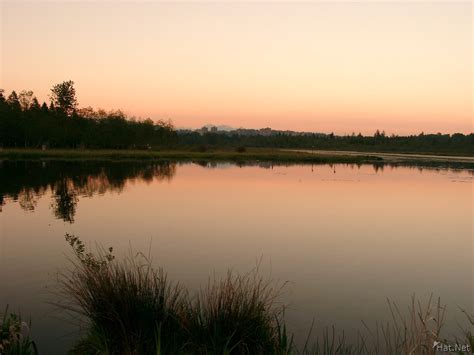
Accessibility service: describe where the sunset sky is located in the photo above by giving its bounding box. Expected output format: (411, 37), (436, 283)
(1, 1), (472, 135)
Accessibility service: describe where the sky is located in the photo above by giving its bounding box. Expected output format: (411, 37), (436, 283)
(1, 1), (472, 135)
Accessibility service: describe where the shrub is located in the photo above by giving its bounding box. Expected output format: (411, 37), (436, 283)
(236, 146), (246, 153)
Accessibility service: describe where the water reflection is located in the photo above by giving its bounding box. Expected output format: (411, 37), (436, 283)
(0, 159), (472, 353)
(0, 161), (177, 222)
(0, 160), (471, 222)
(51, 178), (78, 222)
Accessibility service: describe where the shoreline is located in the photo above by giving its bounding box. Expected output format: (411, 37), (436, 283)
(285, 149), (474, 163)
(0, 148), (473, 168)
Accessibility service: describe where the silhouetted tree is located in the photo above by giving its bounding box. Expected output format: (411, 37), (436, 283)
(50, 80), (77, 116)
(18, 90), (34, 110)
(30, 97), (41, 111)
(0, 82), (472, 155)
(7, 91), (21, 111)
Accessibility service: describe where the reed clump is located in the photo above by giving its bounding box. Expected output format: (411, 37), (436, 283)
(183, 271), (287, 354)
(60, 234), (187, 354)
(58, 235), (472, 355)
(59, 235), (288, 354)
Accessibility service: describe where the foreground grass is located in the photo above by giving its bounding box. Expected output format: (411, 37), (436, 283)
(0, 307), (37, 355)
(55, 235), (473, 355)
(59, 234), (287, 354)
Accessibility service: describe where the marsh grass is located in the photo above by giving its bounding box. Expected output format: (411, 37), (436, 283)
(0, 148), (381, 165)
(183, 270), (288, 354)
(59, 234), (187, 354)
(58, 235), (472, 355)
(456, 308), (474, 352)
(0, 307), (38, 355)
(59, 235), (291, 354)
(359, 295), (447, 354)
(297, 296), (449, 355)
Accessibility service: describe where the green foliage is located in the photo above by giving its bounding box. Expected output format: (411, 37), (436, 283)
(0, 307), (38, 355)
(65, 233), (114, 270)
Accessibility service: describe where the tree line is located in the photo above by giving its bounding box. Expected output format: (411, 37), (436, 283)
(0, 81), (472, 155)
(176, 130), (473, 155)
(0, 81), (176, 149)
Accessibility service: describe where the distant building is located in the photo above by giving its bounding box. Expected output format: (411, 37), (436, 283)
(210, 126), (218, 133)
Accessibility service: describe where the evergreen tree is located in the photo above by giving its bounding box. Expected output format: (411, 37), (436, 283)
(7, 91), (21, 111)
(41, 102), (49, 113)
(30, 97), (41, 111)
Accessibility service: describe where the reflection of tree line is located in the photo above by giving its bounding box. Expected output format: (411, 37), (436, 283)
(0, 161), (177, 222)
(1, 161), (471, 222)
(194, 160), (474, 174)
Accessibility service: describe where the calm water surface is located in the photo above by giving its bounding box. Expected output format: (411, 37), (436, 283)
(0, 161), (472, 353)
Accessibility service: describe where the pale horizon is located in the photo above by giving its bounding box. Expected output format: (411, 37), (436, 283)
(1, 1), (472, 135)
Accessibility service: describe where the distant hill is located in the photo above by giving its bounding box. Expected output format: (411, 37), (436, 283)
(203, 124), (235, 132)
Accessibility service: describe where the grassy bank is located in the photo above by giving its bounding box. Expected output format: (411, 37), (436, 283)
(0, 148), (381, 163)
(50, 235), (473, 355)
(1, 148), (473, 169)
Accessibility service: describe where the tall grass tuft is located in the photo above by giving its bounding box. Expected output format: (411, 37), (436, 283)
(59, 234), (187, 354)
(59, 235), (291, 354)
(297, 296), (450, 355)
(183, 270), (288, 354)
(58, 235), (471, 355)
(359, 295), (446, 354)
(458, 308), (473, 351)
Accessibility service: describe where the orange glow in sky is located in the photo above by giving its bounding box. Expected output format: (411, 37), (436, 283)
(1, 1), (472, 135)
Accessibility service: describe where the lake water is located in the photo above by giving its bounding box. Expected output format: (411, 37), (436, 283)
(0, 160), (472, 353)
